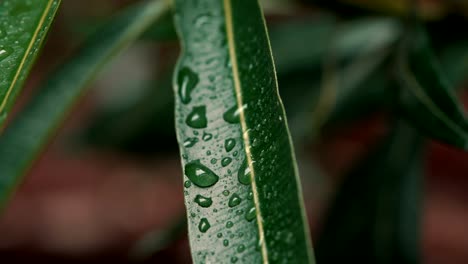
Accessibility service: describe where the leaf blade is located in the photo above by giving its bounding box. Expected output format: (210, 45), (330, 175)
(173, 0), (314, 263)
(0, 0), (61, 129)
(0, 0), (170, 210)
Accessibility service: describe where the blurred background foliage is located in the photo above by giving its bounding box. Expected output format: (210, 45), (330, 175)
(0, 0), (467, 263)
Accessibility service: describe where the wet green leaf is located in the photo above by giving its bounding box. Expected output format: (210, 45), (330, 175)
(0, 0), (61, 130)
(0, 0), (170, 210)
(173, 0), (314, 262)
(316, 122), (423, 264)
(396, 25), (468, 149)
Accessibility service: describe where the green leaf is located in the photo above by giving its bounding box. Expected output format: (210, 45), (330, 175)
(0, 0), (170, 210)
(0, 0), (61, 129)
(396, 25), (468, 149)
(316, 122), (423, 263)
(172, 0), (314, 263)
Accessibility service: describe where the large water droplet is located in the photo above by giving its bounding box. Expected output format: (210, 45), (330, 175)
(177, 67), (199, 104)
(0, 47), (13, 62)
(245, 206), (256, 222)
(223, 104), (247, 124)
(238, 159), (252, 185)
(228, 193), (241, 207)
(221, 157), (232, 167)
(199, 218), (211, 233)
(186, 106), (208, 128)
(184, 161), (219, 187)
(225, 138), (236, 152)
(184, 137), (198, 148)
(194, 194), (213, 208)
(237, 244), (245, 253)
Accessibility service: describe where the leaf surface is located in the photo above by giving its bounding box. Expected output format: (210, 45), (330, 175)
(0, 0), (61, 129)
(172, 0), (314, 262)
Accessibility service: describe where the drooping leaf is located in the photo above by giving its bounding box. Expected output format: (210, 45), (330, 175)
(172, 0), (314, 262)
(316, 122), (423, 264)
(396, 24), (468, 149)
(0, 0), (170, 210)
(0, 0), (61, 129)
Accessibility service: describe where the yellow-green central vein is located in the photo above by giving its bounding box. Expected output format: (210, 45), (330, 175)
(223, 0), (269, 262)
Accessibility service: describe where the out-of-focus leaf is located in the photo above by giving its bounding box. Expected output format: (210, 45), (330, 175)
(0, 0), (170, 210)
(396, 25), (468, 149)
(316, 122), (423, 264)
(0, 0), (61, 129)
(173, 0), (314, 262)
(439, 39), (468, 86)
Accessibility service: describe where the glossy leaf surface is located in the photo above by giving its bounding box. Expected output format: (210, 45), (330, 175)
(397, 25), (468, 149)
(0, 0), (61, 129)
(0, 0), (170, 209)
(172, 0), (314, 262)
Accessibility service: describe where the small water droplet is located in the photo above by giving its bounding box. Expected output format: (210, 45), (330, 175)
(184, 180), (192, 188)
(202, 132), (213, 141)
(224, 138), (236, 152)
(210, 158), (217, 164)
(223, 104), (247, 124)
(194, 194), (213, 208)
(221, 157), (232, 167)
(237, 244), (245, 253)
(233, 151), (239, 157)
(226, 221), (233, 228)
(177, 67), (199, 104)
(198, 218), (211, 233)
(228, 193), (242, 207)
(248, 191), (253, 200)
(217, 233), (223, 238)
(245, 206), (256, 222)
(186, 106), (208, 129)
(222, 190), (230, 196)
(206, 150), (211, 155)
(223, 239), (229, 247)
(0, 47), (13, 62)
(184, 137), (198, 148)
(238, 159), (251, 185)
(231, 256), (238, 263)
(184, 161), (219, 187)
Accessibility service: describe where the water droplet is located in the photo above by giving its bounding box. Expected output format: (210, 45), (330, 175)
(0, 47), (13, 62)
(231, 256), (238, 263)
(238, 159), (252, 185)
(224, 138), (236, 152)
(236, 209), (244, 215)
(184, 180), (192, 188)
(247, 191), (253, 200)
(222, 190), (230, 196)
(184, 161), (219, 187)
(223, 104), (247, 124)
(223, 239), (229, 247)
(206, 150), (211, 155)
(233, 151), (239, 157)
(194, 194), (213, 208)
(177, 67), (199, 104)
(221, 157), (232, 167)
(237, 244), (245, 253)
(226, 221), (233, 228)
(245, 206), (256, 222)
(217, 233), (223, 238)
(198, 218), (211, 233)
(202, 132), (213, 141)
(210, 158), (217, 164)
(184, 137), (198, 148)
(186, 106), (208, 129)
(228, 193), (242, 207)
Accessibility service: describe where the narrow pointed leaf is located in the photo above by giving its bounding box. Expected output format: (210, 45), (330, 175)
(317, 122), (423, 263)
(0, 0), (170, 209)
(396, 25), (468, 149)
(173, 0), (314, 263)
(0, 0), (61, 129)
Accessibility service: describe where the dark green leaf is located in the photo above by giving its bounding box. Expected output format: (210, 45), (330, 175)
(173, 0), (314, 262)
(396, 25), (468, 149)
(316, 122), (423, 264)
(0, 0), (170, 210)
(0, 0), (61, 129)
